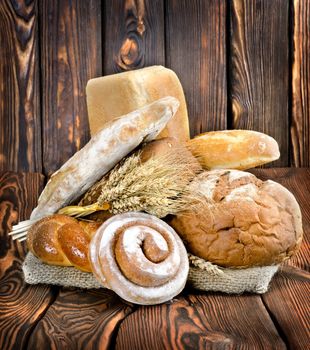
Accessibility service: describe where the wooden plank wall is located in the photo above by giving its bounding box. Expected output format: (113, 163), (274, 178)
(230, 0), (289, 167)
(0, 0), (41, 173)
(0, 0), (309, 175)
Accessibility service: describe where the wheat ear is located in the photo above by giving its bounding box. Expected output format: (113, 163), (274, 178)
(58, 202), (110, 217)
(60, 146), (205, 218)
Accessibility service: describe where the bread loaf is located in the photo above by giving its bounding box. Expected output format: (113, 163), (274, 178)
(86, 66), (190, 141)
(139, 137), (200, 167)
(30, 96), (179, 221)
(140, 137), (181, 163)
(170, 170), (303, 268)
(187, 130), (280, 170)
(27, 215), (102, 272)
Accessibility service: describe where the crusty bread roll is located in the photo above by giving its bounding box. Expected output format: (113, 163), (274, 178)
(187, 130), (280, 170)
(139, 137), (200, 166)
(140, 137), (181, 163)
(27, 214), (102, 272)
(89, 212), (189, 305)
(86, 66), (190, 141)
(170, 170), (303, 268)
(30, 97), (179, 221)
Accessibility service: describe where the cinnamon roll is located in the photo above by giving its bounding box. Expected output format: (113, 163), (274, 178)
(89, 212), (189, 305)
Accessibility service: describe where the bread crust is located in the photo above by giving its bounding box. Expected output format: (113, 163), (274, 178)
(170, 170), (303, 268)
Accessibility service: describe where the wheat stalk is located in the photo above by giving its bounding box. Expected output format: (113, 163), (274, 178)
(188, 254), (224, 276)
(59, 146), (204, 218)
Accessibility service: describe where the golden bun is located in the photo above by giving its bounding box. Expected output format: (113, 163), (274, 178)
(27, 214), (102, 272)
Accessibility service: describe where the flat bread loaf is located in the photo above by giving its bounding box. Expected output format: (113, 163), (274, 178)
(30, 96), (179, 220)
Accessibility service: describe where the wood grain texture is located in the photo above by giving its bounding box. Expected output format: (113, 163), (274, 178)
(0, 172), (57, 350)
(115, 292), (285, 349)
(104, 0), (165, 74)
(262, 273), (310, 350)
(27, 288), (135, 350)
(0, 0), (41, 173)
(230, 0), (289, 166)
(165, 0), (227, 136)
(291, 0), (310, 167)
(39, 0), (102, 177)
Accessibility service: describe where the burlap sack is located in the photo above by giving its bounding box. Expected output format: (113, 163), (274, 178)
(23, 253), (102, 289)
(187, 255), (279, 294)
(22, 252), (278, 294)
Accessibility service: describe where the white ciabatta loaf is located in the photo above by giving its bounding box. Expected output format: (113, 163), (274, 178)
(30, 97), (179, 220)
(170, 170), (303, 268)
(187, 130), (280, 170)
(86, 66), (190, 141)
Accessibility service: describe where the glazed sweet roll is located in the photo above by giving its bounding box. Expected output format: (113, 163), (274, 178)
(89, 212), (189, 305)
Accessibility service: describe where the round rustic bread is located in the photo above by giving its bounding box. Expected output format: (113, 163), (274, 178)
(170, 170), (303, 268)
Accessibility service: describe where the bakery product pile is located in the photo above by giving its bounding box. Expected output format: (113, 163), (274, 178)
(11, 66), (303, 305)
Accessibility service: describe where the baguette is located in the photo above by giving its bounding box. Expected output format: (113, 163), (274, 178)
(187, 130), (280, 170)
(30, 96), (179, 220)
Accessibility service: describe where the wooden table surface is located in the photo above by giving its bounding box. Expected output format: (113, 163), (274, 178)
(0, 168), (309, 350)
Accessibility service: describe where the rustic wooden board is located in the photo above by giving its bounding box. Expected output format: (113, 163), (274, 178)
(165, 0), (227, 135)
(262, 273), (310, 350)
(229, 0), (289, 166)
(252, 168), (310, 350)
(0, 0), (41, 173)
(103, 0), (165, 74)
(39, 0), (102, 176)
(291, 0), (310, 167)
(115, 292), (285, 349)
(27, 288), (135, 350)
(0, 172), (57, 350)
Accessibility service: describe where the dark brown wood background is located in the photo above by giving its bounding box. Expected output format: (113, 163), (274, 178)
(0, 0), (309, 174)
